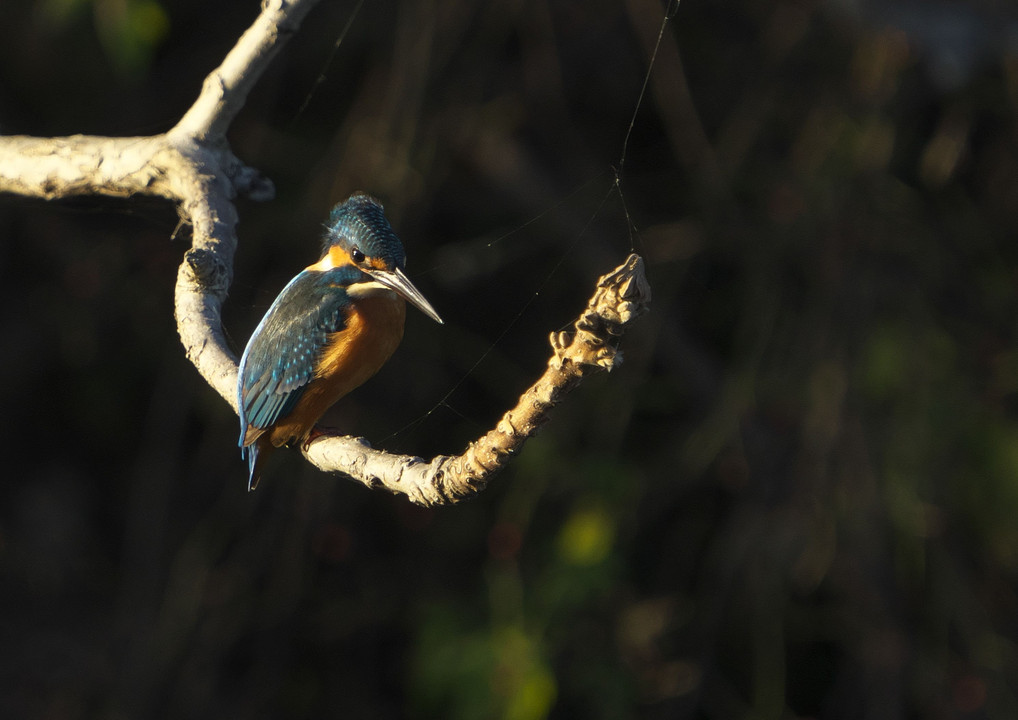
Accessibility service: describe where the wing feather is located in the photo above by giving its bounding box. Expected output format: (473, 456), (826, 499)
(237, 270), (354, 446)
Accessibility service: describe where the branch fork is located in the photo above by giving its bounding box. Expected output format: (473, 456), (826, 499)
(0, 0), (652, 503)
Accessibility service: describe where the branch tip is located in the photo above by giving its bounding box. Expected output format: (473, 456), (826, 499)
(303, 253), (652, 505)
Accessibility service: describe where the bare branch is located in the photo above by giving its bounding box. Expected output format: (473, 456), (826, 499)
(302, 254), (652, 506)
(0, 0), (653, 499)
(0, 135), (166, 200)
(1, 2), (318, 409)
(172, 0), (320, 141)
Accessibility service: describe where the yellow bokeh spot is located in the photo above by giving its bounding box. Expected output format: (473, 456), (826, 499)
(129, 0), (170, 47)
(93, 0), (170, 77)
(493, 627), (557, 720)
(557, 505), (615, 566)
(505, 668), (557, 720)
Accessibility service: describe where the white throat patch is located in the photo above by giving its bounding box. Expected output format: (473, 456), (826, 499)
(346, 280), (396, 300)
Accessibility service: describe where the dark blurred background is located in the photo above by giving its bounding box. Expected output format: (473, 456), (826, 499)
(1, 0), (1018, 717)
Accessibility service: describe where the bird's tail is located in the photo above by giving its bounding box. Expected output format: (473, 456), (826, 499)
(241, 435), (276, 492)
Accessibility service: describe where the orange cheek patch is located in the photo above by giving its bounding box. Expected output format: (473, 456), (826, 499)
(332, 246), (353, 267)
(367, 256), (389, 271)
(306, 245), (353, 272)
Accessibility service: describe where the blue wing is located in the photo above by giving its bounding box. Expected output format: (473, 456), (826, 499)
(237, 269), (355, 448)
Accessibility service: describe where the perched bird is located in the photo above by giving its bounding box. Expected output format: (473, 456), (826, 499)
(237, 193), (443, 490)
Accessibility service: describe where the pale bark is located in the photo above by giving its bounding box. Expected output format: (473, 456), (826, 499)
(0, 0), (651, 502)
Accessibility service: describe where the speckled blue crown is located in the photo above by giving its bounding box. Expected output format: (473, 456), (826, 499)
(324, 192), (406, 269)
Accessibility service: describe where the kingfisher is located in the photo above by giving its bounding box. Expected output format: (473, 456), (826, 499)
(237, 192), (443, 490)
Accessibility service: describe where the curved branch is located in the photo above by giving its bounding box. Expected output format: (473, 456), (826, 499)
(1, 1), (318, 407)
(303, 254), (651, 506)
(168, 0), (321, 405)
(171, 160), (244, 408)
(0, 0), (653, 500)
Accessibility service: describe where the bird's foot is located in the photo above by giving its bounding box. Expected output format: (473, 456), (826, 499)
(303, 425), (337, 451)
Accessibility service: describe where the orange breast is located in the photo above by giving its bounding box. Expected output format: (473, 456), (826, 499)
(267, 291), (406, 448)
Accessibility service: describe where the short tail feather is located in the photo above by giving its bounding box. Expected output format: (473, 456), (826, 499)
(240, 434), (274, 492)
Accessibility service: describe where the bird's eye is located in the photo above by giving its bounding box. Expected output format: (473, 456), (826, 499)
(351, 248), (366, 264)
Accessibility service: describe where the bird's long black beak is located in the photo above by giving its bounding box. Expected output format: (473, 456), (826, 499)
(370, 267), (444, 324)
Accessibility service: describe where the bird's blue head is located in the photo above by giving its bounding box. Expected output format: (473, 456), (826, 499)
(312, 193), (442, 324)
(323, 192), (406, 270)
